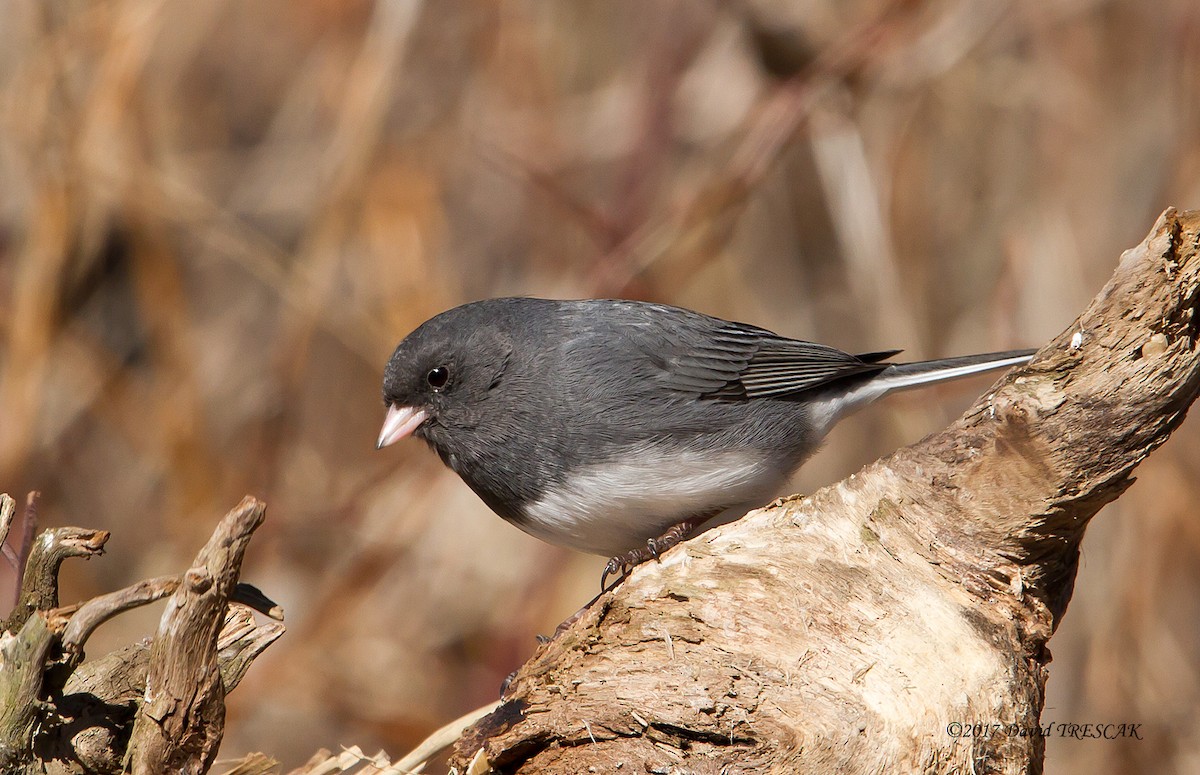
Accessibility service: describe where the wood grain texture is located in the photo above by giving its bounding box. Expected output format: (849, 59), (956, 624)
(127, 495), (266, 775)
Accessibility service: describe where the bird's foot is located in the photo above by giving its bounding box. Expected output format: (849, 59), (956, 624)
(600, 518), (699, 591)
(502, 519), (702, 696)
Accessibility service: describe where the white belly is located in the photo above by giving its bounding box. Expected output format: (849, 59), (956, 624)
(520, 443), (782, 556)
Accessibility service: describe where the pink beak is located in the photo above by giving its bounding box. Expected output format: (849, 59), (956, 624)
(376, 404), (428, 449)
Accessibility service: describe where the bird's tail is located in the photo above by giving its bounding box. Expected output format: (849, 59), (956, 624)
(806, 348), (1036, 435)
(867, 349), (1036, 393)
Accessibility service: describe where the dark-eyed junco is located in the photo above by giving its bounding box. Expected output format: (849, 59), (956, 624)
(378, 298), (1033, 584)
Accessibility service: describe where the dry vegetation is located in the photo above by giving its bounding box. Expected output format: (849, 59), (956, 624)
(0, 0), (1198, 772)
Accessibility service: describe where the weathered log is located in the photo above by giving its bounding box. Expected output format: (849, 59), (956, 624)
(445, 209), (1200, 773)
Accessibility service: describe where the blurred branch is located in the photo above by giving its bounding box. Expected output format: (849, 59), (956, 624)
(446, 209), (1200, 772)
(589, 0), (915, 295)
(273, 0), (424, 370)
(808, 105), (921, 346)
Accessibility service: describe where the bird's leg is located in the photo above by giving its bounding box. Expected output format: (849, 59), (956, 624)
(507, 517), (707, 692)
(600, 518), (701, 591)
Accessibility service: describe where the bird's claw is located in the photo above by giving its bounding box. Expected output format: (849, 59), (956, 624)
(600, 528), (689, 592)
(601, 555), (633, 591)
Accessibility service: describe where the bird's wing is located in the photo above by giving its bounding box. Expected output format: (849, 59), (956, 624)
(602, 303), (897, 400)
(681, 324), (896, 399)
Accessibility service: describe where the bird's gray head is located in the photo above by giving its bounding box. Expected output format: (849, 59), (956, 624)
(377, 301), (516, 449)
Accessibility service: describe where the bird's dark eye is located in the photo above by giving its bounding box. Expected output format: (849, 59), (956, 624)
(426, 366), (450, 390)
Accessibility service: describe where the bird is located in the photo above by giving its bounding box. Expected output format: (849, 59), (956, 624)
(377, 297), (1034, 587)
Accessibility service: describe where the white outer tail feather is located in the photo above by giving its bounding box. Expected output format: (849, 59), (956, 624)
(806, 349), (1035, 437)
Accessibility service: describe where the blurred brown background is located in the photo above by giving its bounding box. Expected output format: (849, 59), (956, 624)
(1, 0), (1198, 772)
